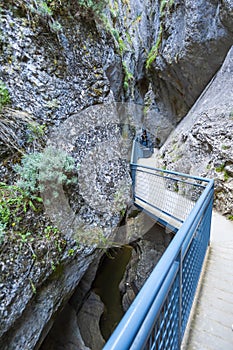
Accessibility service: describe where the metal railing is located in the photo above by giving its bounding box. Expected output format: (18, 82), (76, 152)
(131, 164), (208, 231)
(103, 165), (214, 349)
(131, 138), (154, 164)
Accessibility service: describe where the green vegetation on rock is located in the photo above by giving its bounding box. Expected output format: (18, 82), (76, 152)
(215, 164), (225, 172)
(3, 0), (108, 34)
(0, 179), (67, 283)
(146, 0), (174, 70)
(26, 122), (47, 144)
(0, 147), (76, 241)
(0, 181), (43, 244)
(0, 146), (78, 275)
(122, 61), (133, 92)
(0, 80), (10, 110)
(14, 146), (77, 196)
(215, 163), (230, 181)
(77, 0), (108, 16)
(146, 24), (163, 70)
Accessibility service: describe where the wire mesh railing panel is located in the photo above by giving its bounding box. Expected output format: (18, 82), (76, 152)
(142, 274), (180, 350)
(181, 199), (213, 335)
(134, 167), (206, 224)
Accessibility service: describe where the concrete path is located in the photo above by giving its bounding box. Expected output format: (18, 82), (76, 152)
(137, 149), (159, 168)
(182, 211), (233, 350)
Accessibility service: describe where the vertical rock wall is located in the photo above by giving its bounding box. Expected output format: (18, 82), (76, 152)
(158, 46), (233, 216)
(0, 1), (233, 349)
(105, 0), (233, 141)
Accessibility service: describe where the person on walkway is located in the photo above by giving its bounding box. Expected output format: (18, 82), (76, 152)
(141, 129), (148, 147)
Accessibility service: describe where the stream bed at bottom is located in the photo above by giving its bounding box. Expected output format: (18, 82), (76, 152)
(92, 245), (133, 340)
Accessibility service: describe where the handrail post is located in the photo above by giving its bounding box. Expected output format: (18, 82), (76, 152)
(130, 163), (136, 201)
(178, 249), (183, 348)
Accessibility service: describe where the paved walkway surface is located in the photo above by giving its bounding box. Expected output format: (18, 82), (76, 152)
(137, 149), (159, 168)
(182, 211), (233, 350)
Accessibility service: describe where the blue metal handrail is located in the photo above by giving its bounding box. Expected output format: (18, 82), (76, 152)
(103, 164), (214, 350)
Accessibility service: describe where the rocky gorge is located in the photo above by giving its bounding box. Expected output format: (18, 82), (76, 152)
(0, 0), (232, 349)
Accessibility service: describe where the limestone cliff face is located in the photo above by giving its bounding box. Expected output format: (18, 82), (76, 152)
(1, 0), (232, 147)
(147, 0), (233, 122)
(105, 0), (233, 140)
(158, 47), (233, 216)
(0, 4), (129, 350)
(0, 0), (233, 349)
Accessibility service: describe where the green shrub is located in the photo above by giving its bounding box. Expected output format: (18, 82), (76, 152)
(224, 171), (230, 181)
(0, 181), (66, 271)
(12, 0), (62, 33)
(14, 153), (43, 196)
(146, 25), (163, 70)
(30, 1), (53, 17)
(0, 80), (10, 110)
(221, 144), (230, 150)
(49, 19), (62, 32)
(26, 122), (46, 143)
(215, 164), (225, 172)
(38, 146), (77, 188)
(7, 0), (107, 32)
(118, 38), (126, 55)
(14, 146), (77, 197)
(122, 61), (133, 92)
(77, 0), (108, 16)
(0, 182), (42, 245)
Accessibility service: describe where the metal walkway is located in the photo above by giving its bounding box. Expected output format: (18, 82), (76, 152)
(133, 165), (197, 231)
(182, 211), (233, 350)
(135, 151), (187, 230)
(131, 144), (202, 233)
(135, 147), (233, 350)
(103, 139), (216, 350)
(138, 146), (233, 349)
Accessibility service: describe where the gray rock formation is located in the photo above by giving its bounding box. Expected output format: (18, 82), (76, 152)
(0, 4), (131, 349)
(148, 0), (233, 124)
(0, 0), (233, 349)
(0, 247), (97, 350)
(120, 223), (172, 311)
(0, 8), (111, 125)
(159, 46), (233, 216)
(51, 221), (171, 349)
(40, 292), (106, 350)
(105, 0), (233, 140)
(77, 292), (106, 350)
(40, 303), (90, 350)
